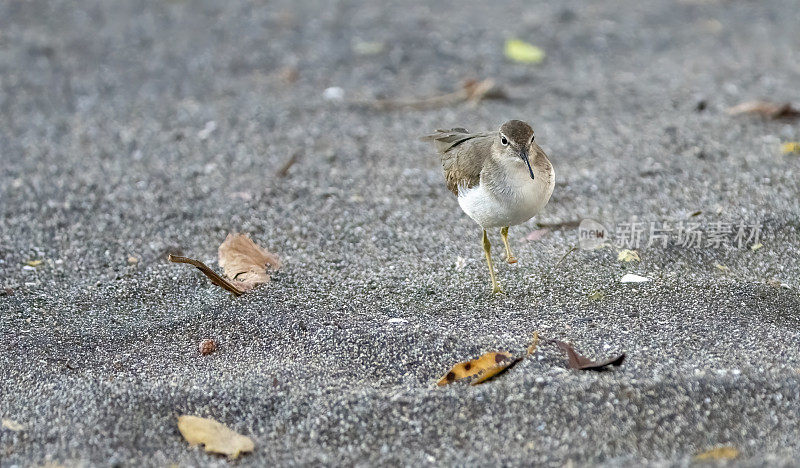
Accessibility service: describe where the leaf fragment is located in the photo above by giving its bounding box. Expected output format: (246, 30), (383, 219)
(727, 100), (800, 119)
(2, 418), (26, 431)
(24, 259), (43, 267)
(526, 331), (540, 356)
(750, 243), (763, 251)
(177, 415), (254, 459)
(437, 351), (513, 386)
(218, 233), (280, 291)
(617, 250), (640, 262)
(523, 228), (551, 242)
(620, 273), (650, 283)
(694, 445), (740, 461)
(471, 356), (522, 385)
(551, 340), (625, 371)
(588, 290), (605, 301)
(504, 39), (545, 64)
(781, 142), (800, 155)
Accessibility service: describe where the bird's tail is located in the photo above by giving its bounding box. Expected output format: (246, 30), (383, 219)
(420, 128), (472, 154)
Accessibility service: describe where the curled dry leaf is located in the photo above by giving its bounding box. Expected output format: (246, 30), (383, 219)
(694, 445), (740, 461)
(218, 233), (280, 292)
(551, 340), (625, 371)
(177, 415), (254, 459)
(471, 332), (541, 385)
(439, 332), (541, 386)
(471, 356), (522, 385)
(727, 100), (800, 120)
(437, 351), (512, 386)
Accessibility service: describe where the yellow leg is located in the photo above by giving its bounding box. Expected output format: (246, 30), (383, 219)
(482, 230), (503, 294)
(501, 226), (517, 264)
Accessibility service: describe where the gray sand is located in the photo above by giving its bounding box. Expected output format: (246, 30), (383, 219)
(2, 0), (800, 466)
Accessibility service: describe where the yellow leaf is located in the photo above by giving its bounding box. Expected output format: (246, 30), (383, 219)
(437, 351), (513, 386)
(750, 243), (763, 251)
(588, 290), (605, 301)
(2, 418), (26, 431)
(715, 263), (729, 272)
(694, 445), (740, 461)
(781, 142), (800, 155)
(617, 250), (640, 262)
(177, 415), (254, 459)
(504, 39), (545, 64)
(471, 357), (520, 385)
(25, 259), (43, 267)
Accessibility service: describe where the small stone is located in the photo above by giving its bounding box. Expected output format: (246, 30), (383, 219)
(323, 87), (344, 101)
(198, 339), (217, 355)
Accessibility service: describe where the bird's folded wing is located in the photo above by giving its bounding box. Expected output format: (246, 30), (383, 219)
(421, 129), (493, 195)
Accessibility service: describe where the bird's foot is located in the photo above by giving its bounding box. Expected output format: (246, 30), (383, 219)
(506, 256), (518, 264)
(491, 284), (504, 295)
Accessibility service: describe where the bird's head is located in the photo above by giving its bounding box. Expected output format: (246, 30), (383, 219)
(496, 120), (536, 180)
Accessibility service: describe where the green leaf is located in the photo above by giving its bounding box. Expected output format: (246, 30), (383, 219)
(504, 39), (545, 64)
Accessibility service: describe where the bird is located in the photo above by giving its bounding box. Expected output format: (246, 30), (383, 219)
(422, 120), (555, 294)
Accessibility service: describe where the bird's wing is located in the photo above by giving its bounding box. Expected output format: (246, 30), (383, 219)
(421, 128), (494, 195)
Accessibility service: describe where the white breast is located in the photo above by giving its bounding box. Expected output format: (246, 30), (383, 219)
(457, 162), (554, 229)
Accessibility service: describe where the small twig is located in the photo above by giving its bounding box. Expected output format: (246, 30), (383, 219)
(276, 151), (301, 178)
(536, 220), (582, 230)
(352, 78), (506, 111)
(553, 245), (578, 269)
(168, 254), (244, 296)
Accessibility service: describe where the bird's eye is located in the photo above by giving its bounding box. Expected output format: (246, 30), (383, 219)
(501, 136), (509, 146)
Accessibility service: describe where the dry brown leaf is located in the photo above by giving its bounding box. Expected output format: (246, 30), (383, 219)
(437, 351), (513, 386)
(727, 100), (800, 119)
(218, 233), (280, 291)
(551, 340), (625, 371)
(177, 415), (254, 459)
(694, 445), (740, 461)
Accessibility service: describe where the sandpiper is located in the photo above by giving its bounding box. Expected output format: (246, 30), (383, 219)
(422, 120), (555, 293)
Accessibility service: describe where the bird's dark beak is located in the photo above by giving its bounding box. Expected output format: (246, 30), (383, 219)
(520, 149), (535, 180)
